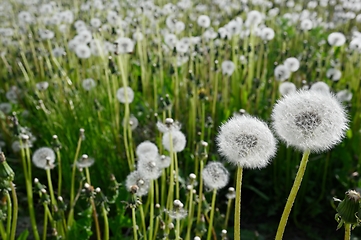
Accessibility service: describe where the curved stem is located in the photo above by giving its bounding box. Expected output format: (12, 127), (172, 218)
(90, 199), (101, 240)
(102, 205), (109, 240)
(234, 167), (243, 240)
(224, 198), (233, 230)
(275, 149), (311, 240)
(206, 189), (218, 240)
(5, 191), (12, 239)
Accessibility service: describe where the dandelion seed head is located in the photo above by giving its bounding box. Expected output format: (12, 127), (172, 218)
(279, 82), (297, 96)
(82, 78), (96, 91)
(272, 90), (348, 152)
(202, 162), (229, 190)
(116, 87), (134, 103)
(162, 130), (187, 153)
(136, 141), (158, 159)
(221, 60), (235, 76)
(76, 154), (95, 168)
(197, 15), (211, 28)
(274, 64), (291, 81)
(125, 170), (150, 196)
(310, 81), (330, 94)
(328, 32), (346, 46)
(326, 68), (342, 81)
(217, 115), (277, 169)
(284, 57), (300, 72)
(336, 89), (353, 102)
(137, 155), (162, 180)
(32, 147), (56, 169)
(75, 44), (91, 59)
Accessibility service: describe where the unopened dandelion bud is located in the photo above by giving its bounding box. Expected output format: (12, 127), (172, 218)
(168, 223), (174, 229)
(155, 203), (160, 208)
(84, 183), (90, 189)
(174, 199), (184, 209)
(79, 128), (85, 140)
(95, 187), (101, 193)
(189, 173), (196, 180)
(336, 190), (361, 225)
(21, 134), (29, 141)
(34, 178), (39, 183)
(226, 187), (236, 200)
(0, 152), (14, 189)
(187, 185), (192, 191)
(194, 237), (201, 240)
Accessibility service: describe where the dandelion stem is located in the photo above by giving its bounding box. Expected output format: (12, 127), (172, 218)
(206, 189), (218, 240)
(275, 149), (311, 240)
(234, 167), (243, 240)
(46, 169), (56, 207)
(102, 205), (109, 240)
(185, 185), (195, 240)
(10, 183), (18, 240)
(132, 207), (138, 240)
(56, 149), (62, 197)
(90, 198), (102, 240)
(344, 223), (351, 240)
(5, 191), (12, 239)
(224, 198), (233, 230)
(0, 221), (6, 240)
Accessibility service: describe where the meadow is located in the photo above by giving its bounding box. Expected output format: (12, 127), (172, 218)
(0, 0), (361, 239)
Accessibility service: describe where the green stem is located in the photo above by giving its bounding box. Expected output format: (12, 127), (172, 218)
(10, 183), (18, 240)
(42, 206), (48, 240)
(46, 169), (56, 207)
(56, 150), (62, 197)
(196, 159), (205, 226)
(68, 136), (83, 227)
(5, 191), (11, 240)
(206, 189), (218, 240)
(0, 221), (6, 240)
(132, 207), (138, 240)
(90, 199), (101, 240)
(102, 205), (109, 240)
(185, 185), (195, 240)
(224, 198), (233, 230)
(148, 181), (154, 240)
(344, 223), (351, 240)
(85, 167), (91, 185)
(275, 149), (311, 240)
(139, 205), (147, 240)
(234, 167), (243, 240)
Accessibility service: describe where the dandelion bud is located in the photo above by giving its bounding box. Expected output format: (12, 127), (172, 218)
(226, 187), (236, 200)
(155, 203), (160, 208)
(336, 190), (361, 227)
(174, 199), (184, 209)
(194, 237), (201, 240)
(168, 223), (174, 229)
(189, 173), (196, 180)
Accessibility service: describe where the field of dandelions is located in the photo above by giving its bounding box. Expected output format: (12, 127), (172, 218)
(0, 0), (361, 239)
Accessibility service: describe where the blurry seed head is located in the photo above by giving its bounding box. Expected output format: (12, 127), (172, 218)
(272, 90), (348, 152)
(217, 115), (277, 169)
(310, 81), (330, 94)
(36, 81), (49, 91)
(221, 60), (235, 76)
(123, 115), (139, 130)
(300, 19), (313, 31)
(284, 57), (300, 72)
(114, 37), (134, 54)
(75, 44), (91, 59)
(326, 68), (342, 81)
(136, 141), (158, 159)
(156, 118), (181, 133)
(125, 170), (150, 196)
(76, 154), (95, 168)
(202, 161), (229, 190)
(82, 78), (96, 91)
(260, 27), (275, 41)
(279, 82), (297, 96)
(246, 10), (263, 27)
(197, 15), (211, 28)
(0, 103), (12, 114)
(116, 87), (134, 103)
(166, 199), (188, 220)
(336, 89), (353, 102)
(162, 130), (187, 153)
(32, 147), (56, 169)
(274, 64), (291, 81)
(158, 155), (171, 169)
(328, 32), (346, 46)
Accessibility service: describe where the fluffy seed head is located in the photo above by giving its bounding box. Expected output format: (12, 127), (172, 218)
(137, 155), (162, 180)
(279, 82), (297, 96)
(116, 87), (134, 103)
(125, 170), (150, 196)
(310, 81), (330, 94)
(217, 115), (277, 169)
(162, 130), (186, 152)
(201, 162), (229, 190)
(271, 90), (348, 152)
(32, 147), (56, 169)
(136, 141), (158, 159)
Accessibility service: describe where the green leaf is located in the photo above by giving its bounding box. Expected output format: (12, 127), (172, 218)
(16, 230), (29, 240)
